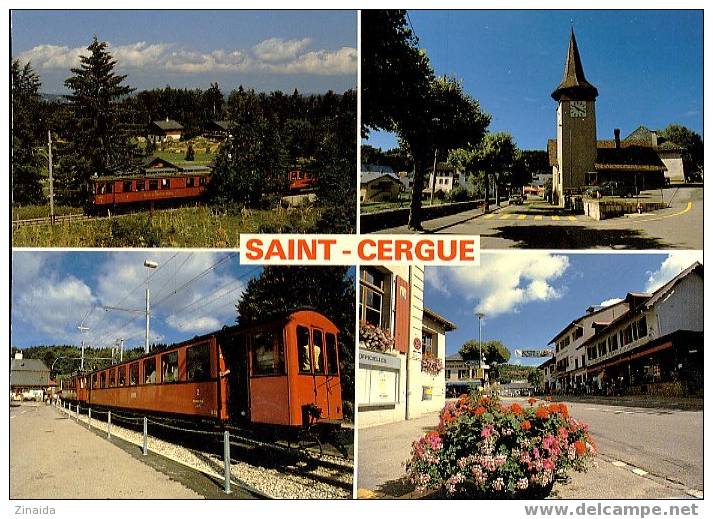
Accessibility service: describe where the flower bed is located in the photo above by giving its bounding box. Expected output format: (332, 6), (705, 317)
(359, 322), (395, 353)
(406, 395), (596, 498)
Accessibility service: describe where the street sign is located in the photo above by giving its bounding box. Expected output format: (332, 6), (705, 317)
(515, 349), (554, 358)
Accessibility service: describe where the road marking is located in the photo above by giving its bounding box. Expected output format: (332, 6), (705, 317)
(517, 214), (527, 220)
(499, 214), (512, 220)
(551, 215), (560, 221)
(483, 213), (495, 220)
(567, 216), (577, 221)
(612, 461), (627, 468)
(534, 215), (543, 221)
(686, 489), (703, 499)
(631, 468), (649, 476)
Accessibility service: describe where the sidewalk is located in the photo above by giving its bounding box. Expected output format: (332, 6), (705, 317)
(356, 411), (695, 500)
(549, 394), (703, 411)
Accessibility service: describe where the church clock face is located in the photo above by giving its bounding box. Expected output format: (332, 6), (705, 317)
(570, 101), (587, 118)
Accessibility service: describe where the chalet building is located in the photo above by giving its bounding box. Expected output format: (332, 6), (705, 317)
(425, 163), (464, 196)
(548, 30), (677, 206)
(10, 352), (56, 401)
(148, 118), (184, 142)
(204, 120), (234, 140)
(357, 266), (456, 427)
(360, 166), (403, 203)
(540, 262), (703, 397)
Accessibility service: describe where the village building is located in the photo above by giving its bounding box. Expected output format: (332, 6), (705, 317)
(10, 352), (56, 401)
(444, 352), (489, 396)
(204, 120), (234, 140)
(357, 266), (456, 427)
(548, 30), (680, 206)
(148, 118), (184, 142)
(538, 356), (556, 392)
(425, 163), (465, 196)
(360, 165), (403, 203)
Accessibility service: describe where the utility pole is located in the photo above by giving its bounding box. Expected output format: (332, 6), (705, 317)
(119, 338), (124, 362)
(77, 324), (89, 370)
(48, 130), (55, 224)
(144, 260), (159, 353)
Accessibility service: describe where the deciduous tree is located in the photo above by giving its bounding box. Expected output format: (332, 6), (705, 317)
(659, 124), (704, 178)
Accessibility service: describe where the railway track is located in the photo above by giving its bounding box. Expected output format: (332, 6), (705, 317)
(58, 404), (354, 499)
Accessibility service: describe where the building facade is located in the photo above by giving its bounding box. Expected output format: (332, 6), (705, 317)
(10, 352), (56, 401)
(357, 265), (456, 427)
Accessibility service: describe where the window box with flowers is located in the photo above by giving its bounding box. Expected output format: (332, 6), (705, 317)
(359, 322), (395, 354)
(406, 396), (596, 498)
(421, 353), (444, 376)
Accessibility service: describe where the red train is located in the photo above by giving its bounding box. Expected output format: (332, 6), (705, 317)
(288, 169), (317, 192)
(88, 157), (212, 214)
(61, 309), (344, 432)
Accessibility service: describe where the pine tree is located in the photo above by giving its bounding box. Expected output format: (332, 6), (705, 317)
(64, 36), (136, 203)
(11, 60), (46, 205)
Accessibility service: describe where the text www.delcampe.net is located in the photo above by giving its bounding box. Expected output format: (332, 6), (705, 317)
(523, 503), (700, 518)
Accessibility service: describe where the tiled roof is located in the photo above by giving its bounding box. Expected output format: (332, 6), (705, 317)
(360, 171), (402, 185)
(551, 29), (599, 101)
(10, 358), (53, 388)
(595, 145), (666, 172)
(151, 119), (184, 131)
(362, 164), (395, 174)
(423, 307), (457, 332)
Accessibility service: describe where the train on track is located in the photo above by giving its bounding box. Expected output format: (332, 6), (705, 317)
(287, 169), (317, 192)
(60, 309), (344, 435)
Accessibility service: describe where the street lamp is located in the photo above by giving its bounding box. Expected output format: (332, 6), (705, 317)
(144, 259), (159, 353)
(476, 312), (485, 378)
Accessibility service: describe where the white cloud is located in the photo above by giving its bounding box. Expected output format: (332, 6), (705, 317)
(599, 297), (624, 307)
(427, 253), (570, 318)
(17, 38), (356, 77)
(645, 252), (703, 293)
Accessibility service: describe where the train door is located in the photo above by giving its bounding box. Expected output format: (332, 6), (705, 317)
(221, 334), (250, 425)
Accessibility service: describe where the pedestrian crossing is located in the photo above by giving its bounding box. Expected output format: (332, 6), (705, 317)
(482, 213), (583, 222)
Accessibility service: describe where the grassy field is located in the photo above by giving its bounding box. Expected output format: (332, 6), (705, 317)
(12, 204), (84, 220)
(12, 205), (321, 248)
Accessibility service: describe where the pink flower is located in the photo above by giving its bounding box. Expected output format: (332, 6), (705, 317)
(481, 425), (494, 438)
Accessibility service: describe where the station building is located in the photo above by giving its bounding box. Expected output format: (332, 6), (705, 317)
(357, 265), (456, 427)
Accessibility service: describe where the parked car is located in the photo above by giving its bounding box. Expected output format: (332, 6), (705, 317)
(508, 193), (524, 205)
(585, 181), (637, 198)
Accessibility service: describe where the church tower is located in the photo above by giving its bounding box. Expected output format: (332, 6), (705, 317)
(552, 29), (598, 206)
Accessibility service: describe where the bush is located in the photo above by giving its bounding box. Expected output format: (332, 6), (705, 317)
(406, 395), (596, 498)
(447, 186), (471, 203)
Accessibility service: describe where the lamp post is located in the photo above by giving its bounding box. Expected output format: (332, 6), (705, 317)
(144, 260), (158, 354)
(476, 312), (485, 379)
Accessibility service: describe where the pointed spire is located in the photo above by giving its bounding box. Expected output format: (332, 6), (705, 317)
(551, 29), (598, 101)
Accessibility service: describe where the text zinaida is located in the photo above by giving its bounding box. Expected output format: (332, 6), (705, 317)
(240, 234), (480, 266)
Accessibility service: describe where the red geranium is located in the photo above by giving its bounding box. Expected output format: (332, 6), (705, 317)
(527, 397), (537, 406)
(520, 420), (532, 431)
(535, 407), (550, 420)
(511, 403), (524, 415)
(574, 440), (587, 456)
(548, 403), (560, 414)
(475, 406), (487, 416)
(559, 403), (569, 417)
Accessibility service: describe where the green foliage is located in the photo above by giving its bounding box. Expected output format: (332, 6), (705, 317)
(236, 267), (356, 407)
(15, 345), (146, 378)
(528, 369), (545, 389)
(11, 59), (46, 205)
(361, 144), (413, 172)
(63, 36), (137, 204)
(511, 150), (548, 188)
(659, 124), (704, 176)
(460, 339), (512, 366)
(184, 143), (195, 161)
(447, 186), (471, 203)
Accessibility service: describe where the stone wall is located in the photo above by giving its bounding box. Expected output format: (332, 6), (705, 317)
(360, 199), (492, 233)
(582, 199), (669, 220)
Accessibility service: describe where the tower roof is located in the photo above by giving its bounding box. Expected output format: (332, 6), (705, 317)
(551, 29), (599, 101)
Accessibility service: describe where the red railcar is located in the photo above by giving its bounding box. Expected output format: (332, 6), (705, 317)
(63, 309), (343, 430)
(288, 169), (317, 192)
(88, 157), (212, 213)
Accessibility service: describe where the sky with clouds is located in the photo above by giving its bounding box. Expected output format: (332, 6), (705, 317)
(365, 10), (703, 151)
(424, 251), (703, 366)
(11, 10), (357, 93)
(11, 251), (261, 350)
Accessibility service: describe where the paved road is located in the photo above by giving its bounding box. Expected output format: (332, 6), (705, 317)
(10, 403), (202, 499)
(505, 397), (703, 492)
(373, 186), (702, 250)
(357, 398), (702, 498)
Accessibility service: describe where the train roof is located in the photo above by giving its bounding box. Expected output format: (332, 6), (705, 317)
(92, 166), (212, 182)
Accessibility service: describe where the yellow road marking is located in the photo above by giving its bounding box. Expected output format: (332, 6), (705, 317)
(534, 215), (543, 221)
(517, 214), (527, 220)
(499, 214), (512, 220)
(483, 213), (495, 219)
(551, 215), (560, 221)
(567, 216), (577, 221)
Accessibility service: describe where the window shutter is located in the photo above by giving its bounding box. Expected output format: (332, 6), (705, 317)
(393, 276), (410, 353)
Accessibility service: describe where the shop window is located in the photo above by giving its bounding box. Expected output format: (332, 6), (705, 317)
(129, 363), (139, 386)
(187, 343), (212, 381)
(109, 369), (116, 387)
(325, 333), (339, 375)
(297, 326), (312, 373)
(161, 351), (179, 383)
(251, 331), (285, 376)
(143, 358), (156, 384)
(312, 329), (325, 374)
(118, 366), (126, 386)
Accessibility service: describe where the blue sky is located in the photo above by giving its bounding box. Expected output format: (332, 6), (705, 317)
(11, 10), (357, 93)
(423, 251), (703, 367)
(365, 10), (703, 152)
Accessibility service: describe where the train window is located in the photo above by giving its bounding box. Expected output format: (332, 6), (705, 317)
(312, 329), (325, 374)
(187, 343), (211, 382)
(100, 372), (106, 388)
(106, 183), (113, 193)
(136, 180), (145, 191)
(161, 178), (170, 190)
(118, 366), (126, 386)
(297, 326), (312, 373)
(161, 351), (179, 383)
(143, 358), (156, 384)
(186, 177), (195, 188)
(109, 369), (116, 387)
(129, 363), (139, 385)
(149, 179), (159, 191)
(326, 333), (339, 375)
(92, 374), (98, 389)
(199, 176), (206, 186)
(123, 181), (133, 192)
(251, 332), (285, 376)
